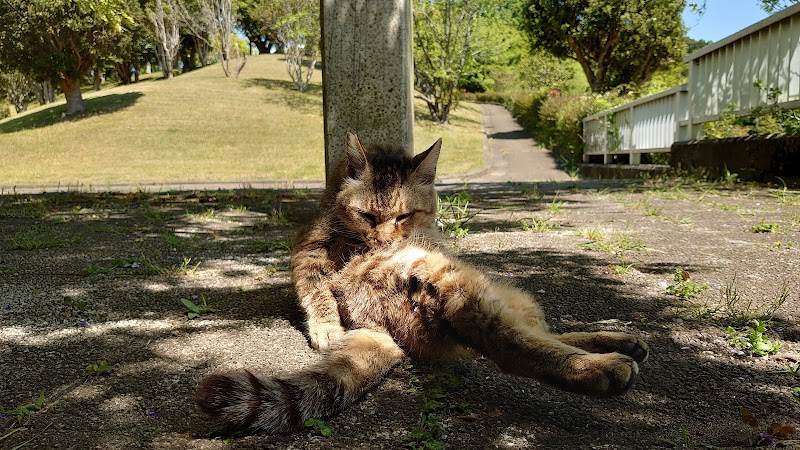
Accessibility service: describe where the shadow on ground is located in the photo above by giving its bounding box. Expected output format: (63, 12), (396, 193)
(0, 92), (144, 134)
(1, 180), (798, 449)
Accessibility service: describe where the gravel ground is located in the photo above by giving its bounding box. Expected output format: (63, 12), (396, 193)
(1, 180), (799, 449)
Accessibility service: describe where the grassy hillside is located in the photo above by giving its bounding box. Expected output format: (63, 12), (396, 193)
(0, 55), (484, 187)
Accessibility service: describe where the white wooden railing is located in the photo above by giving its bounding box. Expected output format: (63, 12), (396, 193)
(582, 3), (800, 164)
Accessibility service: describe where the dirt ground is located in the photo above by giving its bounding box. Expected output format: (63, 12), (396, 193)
(1, 178), (800, 449)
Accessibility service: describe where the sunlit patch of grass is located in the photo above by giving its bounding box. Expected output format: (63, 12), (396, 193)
(0, 54), (483, 186)
(576, 228), (653, 256)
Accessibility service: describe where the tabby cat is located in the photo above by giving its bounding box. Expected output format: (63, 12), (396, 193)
(195, 133), (649, 433)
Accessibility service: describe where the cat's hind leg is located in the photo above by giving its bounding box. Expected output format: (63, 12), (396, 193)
(387, 247), (645, 396)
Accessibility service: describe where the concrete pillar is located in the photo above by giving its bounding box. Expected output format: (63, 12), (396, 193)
(321, 0), (414, 185)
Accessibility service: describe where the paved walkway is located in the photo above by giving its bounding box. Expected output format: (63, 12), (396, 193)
(471, 103), (572, 183)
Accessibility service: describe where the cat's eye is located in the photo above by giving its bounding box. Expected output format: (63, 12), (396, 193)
(396, 211), (415, 222)
(359, 211), (377, 225)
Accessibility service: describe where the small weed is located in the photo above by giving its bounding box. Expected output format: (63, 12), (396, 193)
(612, 264), (633, 275)
(520, 184), (542, 201)
(716, 202), (742, 212)
(739, 407), (796, 446)
(0, 263), (16, 275)
(792, 387), (800, 404)
(186, 208), (217, 221)
(656, 426), (715, 449)
(85, 360), (114, 376)
(437, 191), (476, 239)
(787, 362), (800, 378)
(62, 296), (88, 316)
(9, 227), (67, 250)
(727, 320), (781, 357)
(161, 233), (187, 249)
(665, 269), (708, 299)
(770, 178), (800, 205)
(577, 228), (652, 257)
(770, 241), (794, 251)
(1, 391), (45, 424)
(142, 205), (164, 225)
(181, 294), (216, 319)
(718, 276), (790, 327)
(406, 365), (467, 450)
(520, 217), (560, 233)
(546, 194), (565, 214)
(662, 215), (693, 225)
(141, 255), (200, 276)
(751, 220), (779, 233)
(304, 418), (333, 437)
(643, 202), (662, 217)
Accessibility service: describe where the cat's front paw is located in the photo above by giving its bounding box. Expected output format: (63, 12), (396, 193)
(567, 353), (639, 396)
(308, 322), (346, 350)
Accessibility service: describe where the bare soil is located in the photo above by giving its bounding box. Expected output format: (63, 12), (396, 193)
(1, 179), (800, 449)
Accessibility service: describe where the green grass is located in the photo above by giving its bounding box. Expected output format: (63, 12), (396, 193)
(0, 55), (484, 186)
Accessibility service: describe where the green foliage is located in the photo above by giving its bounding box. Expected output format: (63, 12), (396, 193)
(727, 320), (781, 357)
(701, 102), (750, 139)
(181, 295), (216, 319)
(1, 391), (45, 424)
(665, 268), (707, 299)
(460, 12), (529, 93)
(0, 100), (10, 120)
(577, 228), (652, 257)
(612, 264), (633, 275)
(751, 220), (779, 233)
(8, 227), (67, 250)
(715, 276), (790, 327)
(703, 81), (800, 139)
(85, 359), (114, 376)
(414, 0), (498, 122)
(405, 365), (469, 450)
(0, 0), (134, 113)
(520, 217), (559, 232)
(304, 418), (333, 437)
(437, 191), (476, 238)
(522, 0), (687, 92)
(63, 296), (89, 316)
(535, 92), (614, 165)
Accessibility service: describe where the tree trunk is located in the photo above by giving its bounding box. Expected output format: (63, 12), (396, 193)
(32, 81), (55, 104)
(61, 77), (85, 115)
(93, 68), (103, 91)
(252, 38), (269, 54)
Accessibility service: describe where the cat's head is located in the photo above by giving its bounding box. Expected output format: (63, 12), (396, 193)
(334, 132), (441, 248)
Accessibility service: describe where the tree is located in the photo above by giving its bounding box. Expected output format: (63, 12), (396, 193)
(523, 0), (687, 93)
(414, 0), (496, 123)
(148, 0), (182, 79)
(237, 0), (281, 54)
(0, 70), (33, 113)
(176, 0), (247, 78)
(257, 0), (319, 91)
(0, 0), (132, 115)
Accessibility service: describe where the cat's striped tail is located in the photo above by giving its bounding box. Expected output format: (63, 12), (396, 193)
(194, 328), (405, 434)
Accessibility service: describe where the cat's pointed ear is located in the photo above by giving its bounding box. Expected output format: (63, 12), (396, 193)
(345, 132), (368, 179)
(412, 138), (442, 185)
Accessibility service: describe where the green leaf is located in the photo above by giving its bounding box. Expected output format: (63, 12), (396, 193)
(181, 298), (201, 313)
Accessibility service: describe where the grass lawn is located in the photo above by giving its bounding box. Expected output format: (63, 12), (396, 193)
(0, 55), (484, 187)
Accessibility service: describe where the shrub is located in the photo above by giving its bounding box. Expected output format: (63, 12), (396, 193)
(508, 89), (547, 130)
(536, 92), (611, 165)
(0, 101), (10, 120)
